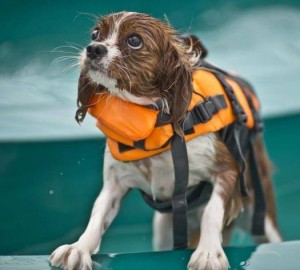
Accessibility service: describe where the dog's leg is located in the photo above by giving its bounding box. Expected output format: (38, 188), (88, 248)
(188, 171), (237, 270)
(259, 176), (282, 243)
(262, 215), (282, 243)
(50, 152), (129, 270)
(153, 211), (173, 251)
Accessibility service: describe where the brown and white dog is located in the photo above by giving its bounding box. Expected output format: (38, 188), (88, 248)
(50, 11), (282, 270)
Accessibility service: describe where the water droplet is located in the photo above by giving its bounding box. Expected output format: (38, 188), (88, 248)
(77, 161), (81, 165)
(49, 190), (54, 195)
(240, 260), (250, 268)
(60, 172), (63, 176)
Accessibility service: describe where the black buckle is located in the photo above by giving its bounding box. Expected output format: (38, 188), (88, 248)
(194, 98), (214, 123)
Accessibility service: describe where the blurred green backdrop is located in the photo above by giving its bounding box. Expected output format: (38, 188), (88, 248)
(0, 0), (300, 257)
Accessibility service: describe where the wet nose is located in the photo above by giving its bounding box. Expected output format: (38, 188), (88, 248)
(86, 44), (108, 59)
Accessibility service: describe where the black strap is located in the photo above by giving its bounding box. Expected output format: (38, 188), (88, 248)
(249, 137), (266, 235)
(183, 94), (227, 131)
(118, 138), (171, 153)
(214, 73), (249, 196)
(234, 77), (264, 133)
(141, 181), (212, 213)
(215, 73), (248, 125)
(200, 60), (259, 100)
(233, 125), (249, 197)
(208, 64), (265, 233)
(170, 133), (189, 249)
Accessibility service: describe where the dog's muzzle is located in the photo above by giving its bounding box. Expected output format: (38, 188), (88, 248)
(86, 44), (107, 60)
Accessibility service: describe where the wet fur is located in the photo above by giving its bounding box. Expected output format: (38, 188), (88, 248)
(51, 11), (281, 270)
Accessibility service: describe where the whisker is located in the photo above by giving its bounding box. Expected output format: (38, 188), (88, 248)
(73, 12), (99, 23)
(62, 62), (80, 74)
(117, 65), (132, 92)
(94, 94), (114, 120)
(78, 80), (93, 99)
(48, 50), (80, 55)
(53, 56), (80, 61)
(65, 41), (85, 49)
(51, 57), (80, 68)
(51, 45), (82, 53)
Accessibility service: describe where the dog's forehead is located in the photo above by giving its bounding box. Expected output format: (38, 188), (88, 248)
(97, 12), (168, 43)
(98, 12), (137, 37)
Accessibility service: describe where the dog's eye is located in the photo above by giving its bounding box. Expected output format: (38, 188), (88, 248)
(91, 30), (100, 41)
(126, 35), (143, 49)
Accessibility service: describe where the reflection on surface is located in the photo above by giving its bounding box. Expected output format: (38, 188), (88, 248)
(244, 241), (300, 270)
(1, 241), (300, 270)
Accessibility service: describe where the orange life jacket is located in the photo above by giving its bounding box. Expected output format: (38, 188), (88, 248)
(88, 68), (260, 161)
(86, 61), (265, 248)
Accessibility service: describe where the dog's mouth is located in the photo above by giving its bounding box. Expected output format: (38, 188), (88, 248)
(87, 59), (108, 74)
(83, 58), (116, 86)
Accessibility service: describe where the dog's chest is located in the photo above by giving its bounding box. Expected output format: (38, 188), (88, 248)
(129, 133), (217, 200)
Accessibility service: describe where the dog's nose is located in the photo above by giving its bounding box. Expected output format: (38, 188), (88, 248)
(86, 44), (108, 59)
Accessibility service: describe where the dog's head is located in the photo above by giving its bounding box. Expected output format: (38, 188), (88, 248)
(76, 11), (207, 135)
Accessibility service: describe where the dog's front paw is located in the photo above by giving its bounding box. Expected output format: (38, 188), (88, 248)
(50, 243), (92, 270)
(188, 244), (229, 270)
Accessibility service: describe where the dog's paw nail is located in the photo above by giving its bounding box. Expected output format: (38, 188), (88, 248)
(50, 244), (92, 270)
(188, 246), (229, 270)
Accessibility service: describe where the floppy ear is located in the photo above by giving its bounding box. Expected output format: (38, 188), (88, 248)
(158, 43), (193, 137)
(75, 73), (105, 124)
(180, 34), (208, 59)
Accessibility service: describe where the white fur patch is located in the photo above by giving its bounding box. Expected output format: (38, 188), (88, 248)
(117, 90), (158, 106)
(88, 70), (119, 93)
(200, 186), (225, 243)
(188, 185), (229, 270)
(265, 216), (282, 243)
(87, 69), (158, 106)
(148, 133), (217, 201)
(105, 12), (136, 45)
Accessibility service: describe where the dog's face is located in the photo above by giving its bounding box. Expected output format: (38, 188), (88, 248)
(76, 11), (207, 134)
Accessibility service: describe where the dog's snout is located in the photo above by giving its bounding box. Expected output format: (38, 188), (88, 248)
(86, 44), (108, 59)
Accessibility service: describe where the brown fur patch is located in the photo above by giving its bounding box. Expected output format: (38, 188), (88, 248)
(75, 73), (105, 123)
(213, 138), (242, 226)
(103, 221), (108, 232)
(214, 134), (280, 234)
(189, 231), (200, 249)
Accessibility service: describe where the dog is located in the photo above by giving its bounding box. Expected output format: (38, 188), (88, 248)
(50, 11), (282, 270)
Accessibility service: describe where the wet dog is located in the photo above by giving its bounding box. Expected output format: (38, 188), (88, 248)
(50, 12), (281, 270)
